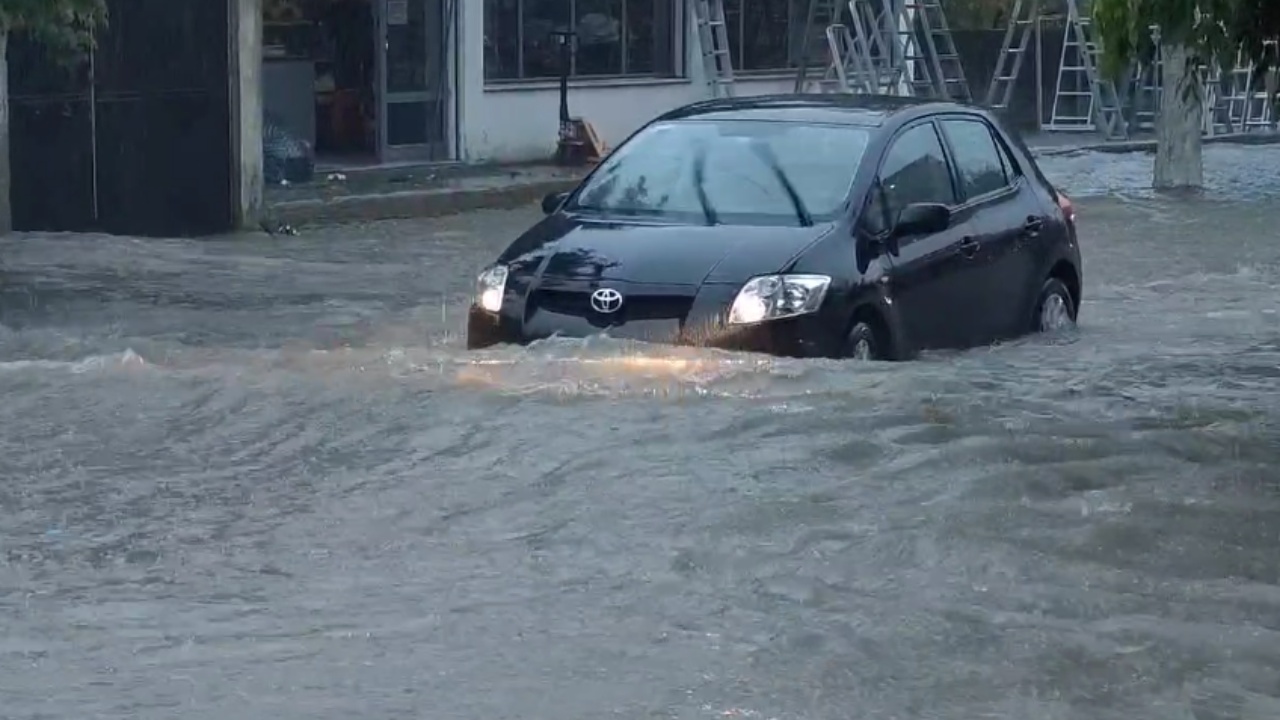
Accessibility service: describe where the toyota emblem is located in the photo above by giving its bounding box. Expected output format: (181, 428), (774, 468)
(589, 287), (624, 314)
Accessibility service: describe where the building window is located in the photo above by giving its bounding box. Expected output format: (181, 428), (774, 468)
(484, 0), (680, 81)
(724, 0), (807, 72)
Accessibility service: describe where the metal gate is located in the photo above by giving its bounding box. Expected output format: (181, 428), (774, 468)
(9, 0), (234, 237)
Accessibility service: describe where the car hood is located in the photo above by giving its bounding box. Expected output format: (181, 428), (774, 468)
(498, 215), (832, 286)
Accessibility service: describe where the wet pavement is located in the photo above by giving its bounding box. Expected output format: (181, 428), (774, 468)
(2, 146), (1279, 720)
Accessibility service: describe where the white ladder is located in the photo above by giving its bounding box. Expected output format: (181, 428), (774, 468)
(691, 0), (735, 98)
(823, 22), (883, 94)
(1046, 0), (1127, 138)
(1219, 43), (1276, 132)
(1127, 28), (1161, 132)
(794, 0), (844, 92)
(851, 0), (905, 93)
(893, 0), (971, 101)
(984, 0), (1040, 110)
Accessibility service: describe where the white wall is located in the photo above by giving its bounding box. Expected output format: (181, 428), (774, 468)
(455, 0), (797, 163)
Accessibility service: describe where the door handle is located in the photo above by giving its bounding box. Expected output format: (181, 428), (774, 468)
(957, 236), (979, 258)
(1023, 216), (1044, 236)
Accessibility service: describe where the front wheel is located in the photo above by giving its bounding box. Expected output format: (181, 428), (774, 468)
(1034, 278), (1077, 333)
(844, 321), (885, 361)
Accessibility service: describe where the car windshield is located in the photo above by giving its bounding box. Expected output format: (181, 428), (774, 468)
(568, 119), (869, 226)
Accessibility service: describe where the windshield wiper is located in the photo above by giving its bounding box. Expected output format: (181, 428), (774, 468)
(691, 144), (719, 226)
(750, 143), (813, 227)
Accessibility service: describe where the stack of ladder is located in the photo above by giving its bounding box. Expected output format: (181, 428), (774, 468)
(695, 0), (970, 102)
(1045, 0), (1127, 139)
(852, 0), (904, 90)
(820, 23), (887, 94)
(895, 0), (972, 102)
(1210, 43), (1277, 133)
(1124, 26), (1162, 132)
(792, 0), (968, 101)
(691, 0), (735, 98)
(793, 0), (848, 93)
(794, 0), (894, 94)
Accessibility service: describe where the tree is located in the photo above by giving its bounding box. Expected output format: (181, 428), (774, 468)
(1091, 0), (1280, 190)
(0, 0), (107, 233)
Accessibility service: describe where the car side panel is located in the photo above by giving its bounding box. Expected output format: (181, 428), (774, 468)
(885, 218), (982, 351)
(987, 113), (1084, 315)
(870, 119), (987, 352)
(968, 184), (1045, 338)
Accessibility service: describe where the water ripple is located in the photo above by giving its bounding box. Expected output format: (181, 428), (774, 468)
(1, 161), (1279, 719)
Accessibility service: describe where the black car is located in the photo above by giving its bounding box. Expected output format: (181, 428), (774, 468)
(467, 94), (1081, 361)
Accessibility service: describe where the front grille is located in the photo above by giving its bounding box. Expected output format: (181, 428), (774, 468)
(530, 287), (694, 323)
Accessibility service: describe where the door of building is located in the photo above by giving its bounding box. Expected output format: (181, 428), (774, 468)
(375, 0), (452, 162)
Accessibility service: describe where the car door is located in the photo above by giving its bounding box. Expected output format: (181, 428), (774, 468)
(873, 121), (983, 352)
(937, 116), (1043, 341)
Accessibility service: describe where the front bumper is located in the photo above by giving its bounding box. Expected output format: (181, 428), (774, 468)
(465, 299), (839, 358)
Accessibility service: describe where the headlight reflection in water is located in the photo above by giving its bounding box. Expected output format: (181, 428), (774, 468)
(453, 343), (783, 398)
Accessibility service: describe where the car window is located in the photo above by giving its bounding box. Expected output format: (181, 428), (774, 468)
(878, 123), (956, 223)
(568, 119), (870, 226)
(993, 130), (1023, 178)
(940, 118), (1010, 199)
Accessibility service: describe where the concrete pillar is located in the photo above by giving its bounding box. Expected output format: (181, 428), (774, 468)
(228, 0), (263, 229)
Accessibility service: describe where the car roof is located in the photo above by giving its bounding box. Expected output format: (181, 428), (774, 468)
(655, 94), (982, 127)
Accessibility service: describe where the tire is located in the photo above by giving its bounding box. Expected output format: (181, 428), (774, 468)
(844, 320), (884, 361)
(1033, 277), (1077, 333)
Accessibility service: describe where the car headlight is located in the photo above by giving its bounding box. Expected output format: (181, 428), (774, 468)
(475, 265), (509, 313)
(727, 274), (831, 325)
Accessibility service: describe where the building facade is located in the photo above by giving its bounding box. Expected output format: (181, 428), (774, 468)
(461, 0), (812, 162)
(256, 0), (825, 167)
(3, 0), (1052, 236)
(252, 0), (1061, 168)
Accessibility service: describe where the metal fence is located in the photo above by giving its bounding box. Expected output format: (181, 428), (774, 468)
(8, 0), (234, 237)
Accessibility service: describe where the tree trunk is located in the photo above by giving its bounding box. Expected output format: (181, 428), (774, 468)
(0, 31), (11, 234)
(1152, 43), (1203, 190)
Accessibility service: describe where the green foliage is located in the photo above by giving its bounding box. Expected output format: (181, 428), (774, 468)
(0, 0), (107, 54)
(1092, 0), (1280, 80)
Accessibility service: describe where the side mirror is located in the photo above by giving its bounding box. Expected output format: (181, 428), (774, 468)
(892, 202), (951, 238)
(541, 191), (568, 215)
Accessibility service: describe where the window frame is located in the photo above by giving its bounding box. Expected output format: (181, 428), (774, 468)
(935, 114), (1024, 205)
(723, 0), (806, 74)
(858, 118), (961, 240)
(482, 0), (686, 85)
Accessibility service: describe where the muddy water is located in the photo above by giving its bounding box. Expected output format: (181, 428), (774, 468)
(1, 149), (1278, 720)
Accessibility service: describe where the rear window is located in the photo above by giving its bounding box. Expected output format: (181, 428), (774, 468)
(568, 119), (870, 226)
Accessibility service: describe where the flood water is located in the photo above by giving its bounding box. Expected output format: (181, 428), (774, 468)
(2, 147), (1279, 720)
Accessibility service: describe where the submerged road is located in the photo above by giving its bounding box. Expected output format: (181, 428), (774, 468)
(2, 147), (1279, 720)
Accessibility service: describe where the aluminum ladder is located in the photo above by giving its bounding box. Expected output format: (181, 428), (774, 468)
(794, 0), (845, 92)
(691, 0), (735, 98)
(984, 0), (1040, 109)
(895, 0), (971, 102)
(1046, 0), (1127, 138)
(1205, 62), (1244, 135)
(1201, 65), (1221, 135)
(1126, 28), (1162, 132)
(824, 22), (884, 94)
(850, 0), (906, 93)
(1219, 43), (1276, 132)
